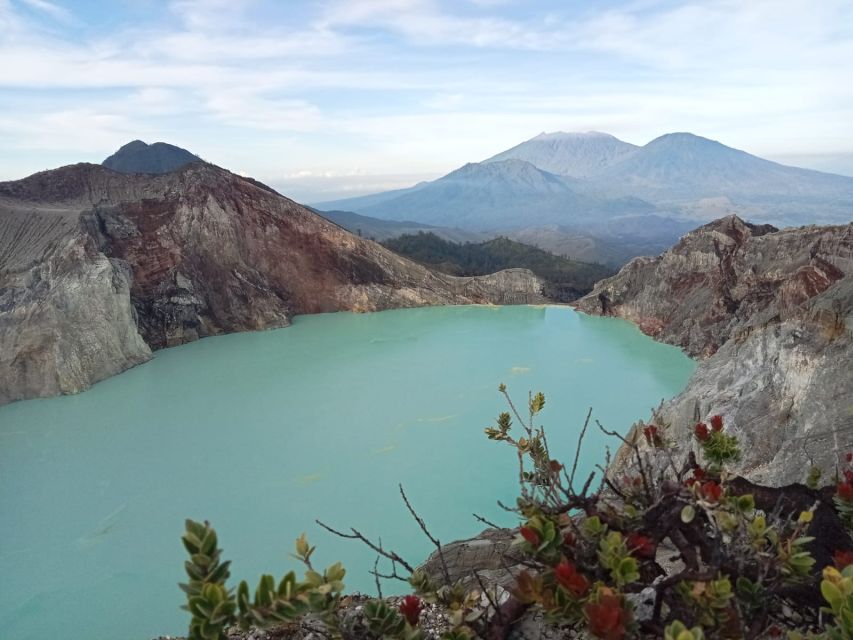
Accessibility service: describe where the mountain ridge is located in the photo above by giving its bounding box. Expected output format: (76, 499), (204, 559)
(0, 161), (544, 405)
(316, 131), (853, 229)
(485, 130), (639, 177)
(316, 157), (659, 230)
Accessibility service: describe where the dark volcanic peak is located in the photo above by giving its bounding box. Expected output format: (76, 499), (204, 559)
(102, 140), (202, 175)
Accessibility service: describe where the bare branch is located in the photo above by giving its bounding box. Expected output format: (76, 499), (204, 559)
(473, 513), (503, 529)
(569, 408), (593, 493)
(373, 555), (383, 599)
(399, 484), (451, 585)
(315, 519), (415, 573)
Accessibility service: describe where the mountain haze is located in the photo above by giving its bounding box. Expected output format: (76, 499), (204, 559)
(317, 158), (656, 230)
(597, 133), (853, 205)
(315, 208), (486, 243)
(485, 131), (638, 177)
(318, 131), (853, 233)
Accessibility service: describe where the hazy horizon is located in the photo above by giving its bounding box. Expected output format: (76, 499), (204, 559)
(2, 0), (853, 201)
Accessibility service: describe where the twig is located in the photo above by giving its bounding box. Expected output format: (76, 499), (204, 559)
(373, 555), (383, 599)
(497, 499), (519, 513)
(474, 570), (504, 625)
(473, 513), (503, 529)
(569, 408), (593, 493)
(597, 464), (628, 499)
(399, 484), (451, 585)
(315, 519), (415, 573)
(596, 419), (653, 503)
(500, 387), (527, 432)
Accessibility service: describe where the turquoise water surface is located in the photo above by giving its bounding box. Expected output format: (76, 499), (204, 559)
(0, 305), (694, 640)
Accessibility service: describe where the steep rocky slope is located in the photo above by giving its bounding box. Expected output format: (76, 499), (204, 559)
(0, 163), (543, 405)
(574, 215), (853, 484)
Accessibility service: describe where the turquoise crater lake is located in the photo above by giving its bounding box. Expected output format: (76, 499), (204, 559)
(0, 305), (694, 640)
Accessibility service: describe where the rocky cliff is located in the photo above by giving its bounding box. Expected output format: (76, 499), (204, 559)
(0, 163), (543, 405)
(574, 215), (853, 484)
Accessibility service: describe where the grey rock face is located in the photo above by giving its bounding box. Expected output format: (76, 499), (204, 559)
(575, 215), (853, 484)
(0, 209), (151, 404)
(0, 163), (544, 405)
(420, 527), (521, 591)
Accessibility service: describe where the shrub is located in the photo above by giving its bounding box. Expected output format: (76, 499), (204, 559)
(179, 387), (853, 639)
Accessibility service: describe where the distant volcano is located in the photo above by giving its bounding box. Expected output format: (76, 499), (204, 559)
(102, 140), (202, 174)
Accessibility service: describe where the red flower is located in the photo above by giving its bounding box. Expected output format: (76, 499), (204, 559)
(626, 532), (656, 559)
(549, 459), (564, 473)
(845, 469), (853, 484)
(563, 531), (577, 547)
(554, 560), (590, 598)
(837, 482), (853, 502)
(767, 625), (783, 638)
(399, 595), (423, 626)
(684, 466), (707, 488)
(520, 526), (540, 546)
(846, 452), (853, 463)
(694, 422), (710, 442)
(702, 481), (723, 502)
(584, 593), (629, 640)
(710, 415), (724, 432)
(642, 425), (662, 447)
(834, 550), (853, 569)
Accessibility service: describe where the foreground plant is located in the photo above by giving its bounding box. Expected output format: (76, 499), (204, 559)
(180, 387), (853, 639)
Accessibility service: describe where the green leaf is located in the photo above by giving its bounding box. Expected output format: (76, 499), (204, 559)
(295, 533), (310, 558)
(822, 580), (844, 610)
(530, 392), (546, 415)
(681, 505), (695, 523)
(737, 495), (755, 513)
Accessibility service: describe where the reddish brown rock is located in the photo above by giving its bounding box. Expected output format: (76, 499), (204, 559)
(575, 215), (853, 484)
(0, 163), (544, 404)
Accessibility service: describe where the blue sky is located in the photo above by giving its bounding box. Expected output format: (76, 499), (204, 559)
(1, 0), (852, 201)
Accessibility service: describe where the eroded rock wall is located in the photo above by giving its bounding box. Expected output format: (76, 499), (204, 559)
(0, 163), (543, 404)
(0, 209), (151, 404)
(575, 215), (853, 484)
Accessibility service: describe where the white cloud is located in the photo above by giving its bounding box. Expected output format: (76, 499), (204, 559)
(0, 0), (851, 183)
(16, 0), (72, 23)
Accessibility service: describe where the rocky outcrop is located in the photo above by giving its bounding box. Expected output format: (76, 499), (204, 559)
(0, 163), (543, 404)
(0, 208), (151, 404)
(574, 215), (853, 484)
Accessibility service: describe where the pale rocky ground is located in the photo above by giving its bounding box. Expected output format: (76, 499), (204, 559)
(573, 215), (853, 484)
(0, 163), (543, 405)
